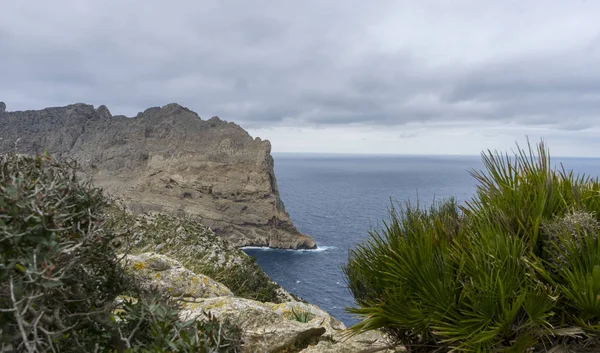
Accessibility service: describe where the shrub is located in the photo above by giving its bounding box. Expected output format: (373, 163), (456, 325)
(0, 154), (242, 352)
(344, 142), (600, 352)
(0, 154), (124, 351)
(113, 296), (241, 352)
(288, 308), (315, 323)
(201, 260), (283, 303)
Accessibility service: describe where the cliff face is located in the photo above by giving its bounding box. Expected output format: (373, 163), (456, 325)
(0, 101), (316, 249)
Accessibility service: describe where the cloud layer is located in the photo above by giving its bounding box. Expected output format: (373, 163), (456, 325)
(1, 1), (599, 155)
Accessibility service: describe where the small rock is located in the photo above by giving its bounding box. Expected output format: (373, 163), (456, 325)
(0, 102), (6, 114)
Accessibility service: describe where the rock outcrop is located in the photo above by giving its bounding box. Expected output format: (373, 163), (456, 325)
(0, 102), (315, 249)
(112, 208), (295, 303)
(123, 250), (398, 352)
(123, 252), (234, 299)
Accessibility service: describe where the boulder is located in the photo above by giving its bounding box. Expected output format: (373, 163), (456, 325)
(120, 211), (296, 303)
(299, 330), (399, 353)
(122, 252), (233, 299)
(119, 251), (400, 352)
(179, 296), (331, 352)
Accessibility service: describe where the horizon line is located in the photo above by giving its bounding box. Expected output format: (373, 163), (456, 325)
(271, 151), (600, 159)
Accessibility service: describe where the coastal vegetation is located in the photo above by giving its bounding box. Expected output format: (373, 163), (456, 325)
(0, 151), (391, 352)
(344, 141), (600, 352)
(0, 154), (242, 352)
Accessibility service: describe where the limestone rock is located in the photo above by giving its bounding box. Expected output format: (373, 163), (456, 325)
(118, 251), (338, 351)
(0, 102), (5, 114)
(180, 296), (331, 352)
(178, 296), (397, 352)
(123, 252), (233, 299)
(115, 246), (399, 352)
(95, 104), (112, 119)
(300, 330), (400, 353)
(0, 102), (316, 249)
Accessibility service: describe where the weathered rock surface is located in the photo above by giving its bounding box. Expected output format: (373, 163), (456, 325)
(115, 210), (294, 303)
(122, 252), (233, 299)
(180, 297), (328, 352)
(299, 330), (399, 353)
(180, 296), (398, 352)
(132, 252), (396, 352)
(0, 102), (315, 249)
(111, 232), (401, 352)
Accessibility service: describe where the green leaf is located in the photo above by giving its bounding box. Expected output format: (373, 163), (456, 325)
(15, 263), (27, 273)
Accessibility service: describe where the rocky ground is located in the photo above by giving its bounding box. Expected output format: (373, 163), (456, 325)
(109, 207), (400, 352)
(122, 251), (399, 352)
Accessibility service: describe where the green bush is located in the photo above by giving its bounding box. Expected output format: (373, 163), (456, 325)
(344, 142), (600, 352)
(112, 296), (241, 352)
(0, 154), (241, 352)
(0, 154), (124, 351)
(289, 308), (315, 323)
(201, 259), (284, 303)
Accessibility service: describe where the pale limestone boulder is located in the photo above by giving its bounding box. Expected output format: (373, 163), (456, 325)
(123, 252), (233, 299)
(179, 296), (330, 352)
(119, 253), (400, 352)
(300, 330), (401, 353)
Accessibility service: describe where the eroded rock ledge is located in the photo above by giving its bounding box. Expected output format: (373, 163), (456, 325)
(122, 252), (396, 352)
(111, 210), (397, 351)
(0, 101), (316, 249)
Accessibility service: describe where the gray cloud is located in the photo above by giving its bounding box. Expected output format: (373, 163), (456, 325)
(1, 0), (600, 133)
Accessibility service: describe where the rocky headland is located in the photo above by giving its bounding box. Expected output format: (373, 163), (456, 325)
(0, 101), (315, 249)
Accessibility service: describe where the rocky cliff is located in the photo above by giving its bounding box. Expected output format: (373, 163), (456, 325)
(0, 101), (315, 249)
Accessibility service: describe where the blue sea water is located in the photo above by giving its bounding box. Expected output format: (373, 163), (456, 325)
(243, 153), (600, 326)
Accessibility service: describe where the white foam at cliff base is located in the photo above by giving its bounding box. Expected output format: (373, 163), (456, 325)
(241, 245), (336, 252)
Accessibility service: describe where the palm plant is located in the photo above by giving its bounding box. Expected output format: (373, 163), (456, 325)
(344, 141), (600, 352)
(289, 308), (315, 323)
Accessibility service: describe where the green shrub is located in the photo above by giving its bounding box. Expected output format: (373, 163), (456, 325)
(466, 142), (600, 255)
(0, 154), (242, 352)
(0, 154), (124, 351)
(200, 260), (283, 303)
(344, 142), (600, 352)
(288, 308), (315, 323)
(112, 296), (241, 352)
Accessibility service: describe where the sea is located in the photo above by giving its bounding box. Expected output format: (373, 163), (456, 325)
(242, 153), (600, 326)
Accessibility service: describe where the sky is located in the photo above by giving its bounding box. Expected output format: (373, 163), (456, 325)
(1, 1), (600, 156)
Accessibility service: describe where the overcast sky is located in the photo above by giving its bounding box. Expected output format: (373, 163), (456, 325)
(1, 1), (600, 156)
